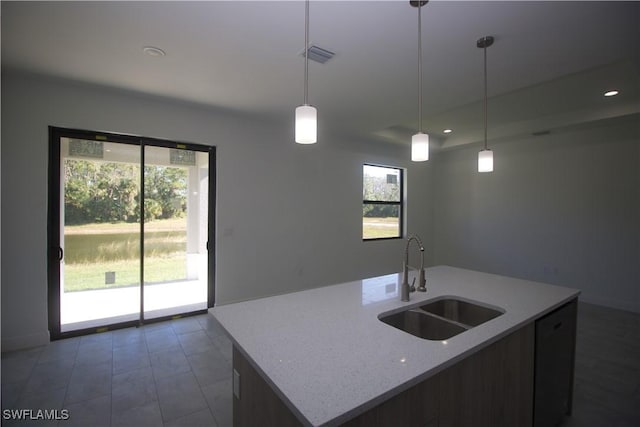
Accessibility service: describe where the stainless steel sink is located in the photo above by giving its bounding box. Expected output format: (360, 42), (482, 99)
(379, 297), (504, 341)
(379, 309), (467, 340)
(419, 298), (503, 327)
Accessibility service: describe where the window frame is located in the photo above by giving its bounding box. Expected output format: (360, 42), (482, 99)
(362, 163), (404, 241)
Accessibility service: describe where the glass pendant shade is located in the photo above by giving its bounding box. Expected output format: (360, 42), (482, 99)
(478, 149), (493, 173)
(295, 105), (317, 144)
(411, 132), (429, 162)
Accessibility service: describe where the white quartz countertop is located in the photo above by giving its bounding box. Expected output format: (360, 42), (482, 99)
(210, 265), (580, 426)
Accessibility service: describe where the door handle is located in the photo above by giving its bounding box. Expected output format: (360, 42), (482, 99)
(58, 247), (64, 261)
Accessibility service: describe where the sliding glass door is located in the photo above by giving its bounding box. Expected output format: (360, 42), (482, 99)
(59, 138), (142, 331)
(48, 127), (215, 338)
(142, 145), (209, 321)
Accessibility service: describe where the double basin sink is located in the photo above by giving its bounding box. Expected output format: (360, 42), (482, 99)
(379, 297), (504, 341)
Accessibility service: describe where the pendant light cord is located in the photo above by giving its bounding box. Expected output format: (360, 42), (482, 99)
(304, 0), (309, 105)
(417, 3), (423, 134)
(483, 42), (488, 150)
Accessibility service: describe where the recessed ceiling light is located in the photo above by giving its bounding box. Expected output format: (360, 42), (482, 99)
(443, 129), (452, 134)
(143, 46), (166, 57)
(604, 90), (619, 97)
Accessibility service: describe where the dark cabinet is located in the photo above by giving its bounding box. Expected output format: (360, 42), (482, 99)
(534, 299), (578, 427)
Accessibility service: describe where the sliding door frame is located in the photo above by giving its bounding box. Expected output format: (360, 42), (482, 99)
(47, 126), (216, 340)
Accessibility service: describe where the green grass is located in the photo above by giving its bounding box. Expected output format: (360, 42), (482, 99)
(63, 218), (189, 292)
(363, 217), (401, 239)
(64, 230), (185, 263)
(64, 256), (187, 292)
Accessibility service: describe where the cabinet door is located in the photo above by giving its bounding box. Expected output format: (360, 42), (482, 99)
(534, 299), (577, 427)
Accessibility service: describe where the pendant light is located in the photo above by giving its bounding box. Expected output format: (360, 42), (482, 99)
(477, 35), (494, 172)
(295, 0), (317, 144)
(411, 1), (429, 162)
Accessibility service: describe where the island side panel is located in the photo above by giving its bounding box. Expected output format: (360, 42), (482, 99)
(233, 346), (302, 427)
(438, 322), (535, 427)
(341, 373), (439, 427)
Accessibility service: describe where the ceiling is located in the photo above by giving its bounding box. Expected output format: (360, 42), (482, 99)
(2, 1), (639, 150)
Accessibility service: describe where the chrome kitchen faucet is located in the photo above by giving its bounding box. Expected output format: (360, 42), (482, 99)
(401, 234), (427, 302)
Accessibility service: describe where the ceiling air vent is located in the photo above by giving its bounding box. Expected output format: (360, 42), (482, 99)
(302, 45), (335, 64)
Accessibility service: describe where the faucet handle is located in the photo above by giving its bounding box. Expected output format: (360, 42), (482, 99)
(409, 277), (416, 292)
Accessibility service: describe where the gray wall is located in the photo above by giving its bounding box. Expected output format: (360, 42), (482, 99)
(1, 70), (433, 350)
(433, 117), (640, 312)
(3, 68), (637, 352)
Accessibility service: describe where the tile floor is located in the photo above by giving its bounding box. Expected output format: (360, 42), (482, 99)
(562, 302), (640, 427)
(1, 315), (232, 427)
(1, 302), (639, 427)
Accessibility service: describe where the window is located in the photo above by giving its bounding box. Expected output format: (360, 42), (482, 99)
(363, 164), (403, 240)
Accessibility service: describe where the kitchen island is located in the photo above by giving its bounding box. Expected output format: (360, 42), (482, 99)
(210, 266), (580, 426)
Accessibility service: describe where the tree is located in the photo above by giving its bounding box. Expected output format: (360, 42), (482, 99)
(64, 160), (97, 223)
(64, 160), (187, 224)
(363, 173), (400, 218)
(363, 175), (399, 202)
(144, 166), (187, 219)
